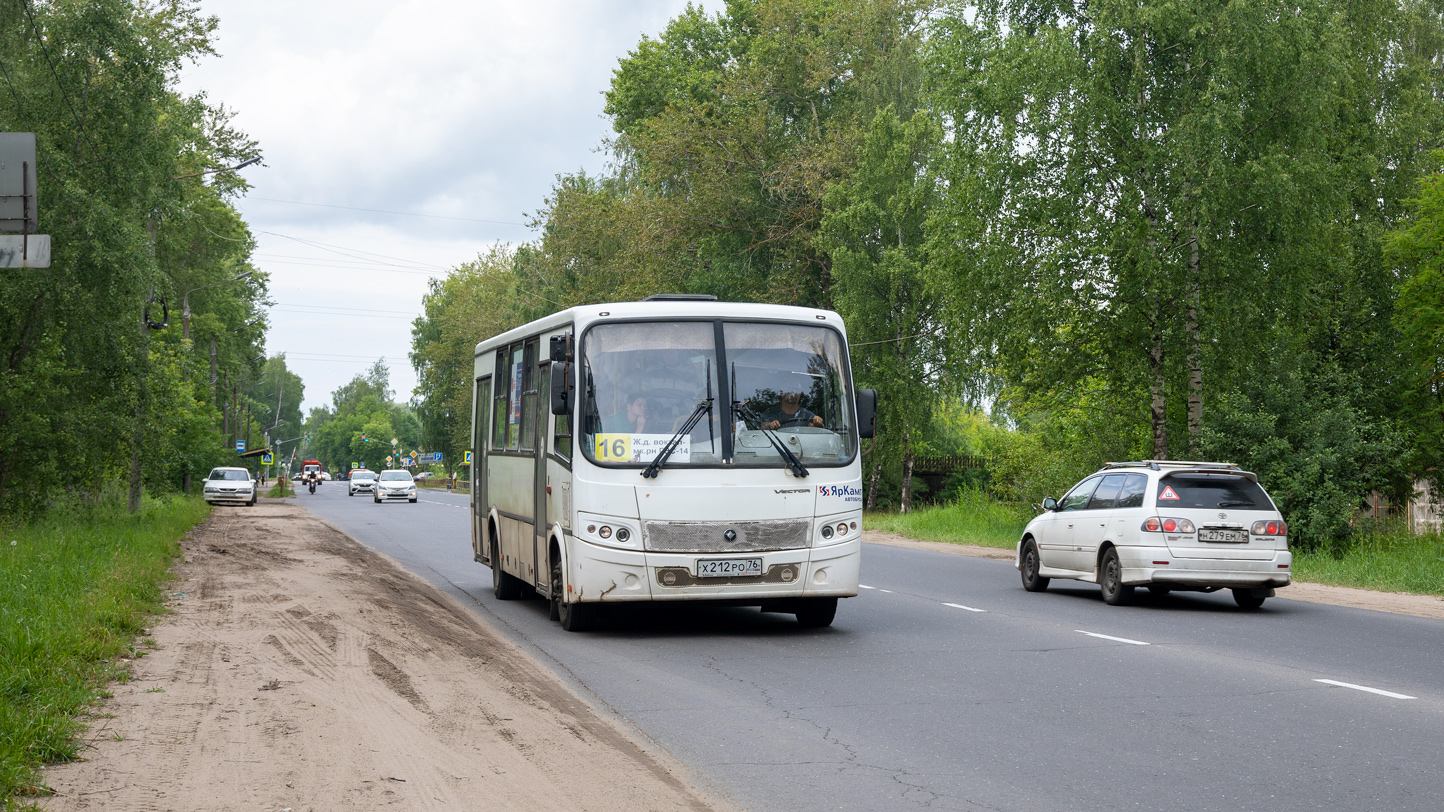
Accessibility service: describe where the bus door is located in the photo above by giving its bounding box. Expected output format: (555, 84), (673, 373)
(533, 359), (550, 593)
(473, 376), (491, 564)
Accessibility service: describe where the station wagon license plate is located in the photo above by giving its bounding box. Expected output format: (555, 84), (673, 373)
(696, 558), (763, 578)
(1200, 529), (1248, 543)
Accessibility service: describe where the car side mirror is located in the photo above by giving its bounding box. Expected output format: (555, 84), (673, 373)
(550, 361), (572, 416)
(1042, 497), (1058, 511)
(856, 389), (878, 439)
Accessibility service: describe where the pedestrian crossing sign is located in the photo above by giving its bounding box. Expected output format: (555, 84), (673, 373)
(463, 450), (473, 465)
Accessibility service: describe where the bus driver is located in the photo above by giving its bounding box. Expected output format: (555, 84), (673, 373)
(761, 391), (823, 430)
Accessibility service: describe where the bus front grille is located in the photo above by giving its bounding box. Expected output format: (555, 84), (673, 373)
(643, 519), (811, 553)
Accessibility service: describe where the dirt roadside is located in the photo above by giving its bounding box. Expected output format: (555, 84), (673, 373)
(37, 502), (732, 812)
(865, 530), (1444, 620)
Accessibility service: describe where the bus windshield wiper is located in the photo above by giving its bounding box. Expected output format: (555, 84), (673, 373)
(641, 398), (712, 478)
(734, 400), (810, 478)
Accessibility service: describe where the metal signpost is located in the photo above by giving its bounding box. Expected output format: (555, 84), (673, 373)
(0, 133), (50, 269)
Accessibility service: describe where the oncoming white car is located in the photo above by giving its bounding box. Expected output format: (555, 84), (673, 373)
(347, 469), (377, 497)
(203, 467), (256, 507)
(1016, 461), (1291, 609)
(373, 470), (417, 503)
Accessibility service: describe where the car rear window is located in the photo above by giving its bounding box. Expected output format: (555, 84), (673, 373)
(1157, 474), (1274, 510)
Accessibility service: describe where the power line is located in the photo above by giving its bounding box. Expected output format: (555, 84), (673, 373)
(249, 196), (529, 227)
(258, 231), (449, 272)
(274, 302), (417, 316)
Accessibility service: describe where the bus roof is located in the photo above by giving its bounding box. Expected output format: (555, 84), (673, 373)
(472, 300), (845, 358)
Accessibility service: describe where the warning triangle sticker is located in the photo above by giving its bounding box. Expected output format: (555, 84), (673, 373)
(1159, 485), (1180, 500)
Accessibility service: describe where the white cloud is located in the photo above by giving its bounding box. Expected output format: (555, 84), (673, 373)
(178, 0), (711, 411)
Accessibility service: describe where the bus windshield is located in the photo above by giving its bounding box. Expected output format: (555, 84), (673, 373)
(581, 320), (856, 468)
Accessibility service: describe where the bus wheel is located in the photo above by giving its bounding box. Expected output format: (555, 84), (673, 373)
(558, 597), (592, 632)
(794, 597), (837, 628)
(548, 553), (563, 622)
(491, 535), (523, 601)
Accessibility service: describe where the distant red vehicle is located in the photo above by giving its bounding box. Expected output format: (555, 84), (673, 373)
(301, 460), (322, 484)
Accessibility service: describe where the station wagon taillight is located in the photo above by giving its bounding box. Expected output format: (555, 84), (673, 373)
(1251, 520), (1287, 536)
(1142, 517), (1195, 533)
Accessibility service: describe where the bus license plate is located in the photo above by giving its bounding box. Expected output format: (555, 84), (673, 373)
(696, 558), (763, 578)
(1200, 529), (1247, 543)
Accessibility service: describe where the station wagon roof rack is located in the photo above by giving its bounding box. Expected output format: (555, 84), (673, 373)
(1103, 460), (1240, 472)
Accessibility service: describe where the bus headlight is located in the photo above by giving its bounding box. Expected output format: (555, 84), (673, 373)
(599, 526), (612, 539)
(821, 525), (834, 540)
(616, 527), (631, 542)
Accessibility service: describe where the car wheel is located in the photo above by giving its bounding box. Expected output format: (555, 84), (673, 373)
(1021, 539), (1050, 592)
(1232, 588), (1267, 610)
(491, 535), (524, 601)
(794, 597), (838, 628)
(1099, 548), (1134, 606)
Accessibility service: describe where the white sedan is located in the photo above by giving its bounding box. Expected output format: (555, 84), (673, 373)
(374, 470), (418, 503)
(203, 467), (256, 507)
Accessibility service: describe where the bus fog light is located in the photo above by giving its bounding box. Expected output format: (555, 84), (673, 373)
(599, 526), (612, 539)
(821, 525), (834, 539)
(661, 571), (677, 586)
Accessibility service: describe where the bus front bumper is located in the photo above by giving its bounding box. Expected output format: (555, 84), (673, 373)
(563, 535), (861, 604)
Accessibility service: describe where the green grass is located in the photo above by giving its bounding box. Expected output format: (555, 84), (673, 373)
(1292, 531), (1444, 597)
(0, 494), (208, 807)
(866, 490), (1030, 549)
(266, 480), (292, 498)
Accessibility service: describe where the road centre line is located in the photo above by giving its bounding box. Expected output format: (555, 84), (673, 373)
(1314, 679), (1416, 700)
(859, 584), (876, 589)
(943, 602), (987, 613)
(1077, 630), (1150, 646)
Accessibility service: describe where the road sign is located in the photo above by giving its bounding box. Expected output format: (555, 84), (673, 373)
(463, 450), (473, 465)
(262, 453), (273, 465)
(235, 441), (245, 453)
(351, 462), (359, 469)
(386, 455), (393, 465)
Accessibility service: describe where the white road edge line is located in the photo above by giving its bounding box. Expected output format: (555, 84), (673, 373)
(943, 602), (986, 613)
(1314, 679), (1416, 700)
(1077, 630), (1149, 646)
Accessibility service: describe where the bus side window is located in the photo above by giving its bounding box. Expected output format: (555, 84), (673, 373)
(492, 352), (508, 450)
(554, 412), (571, 460)
(520, 340), (539, 452)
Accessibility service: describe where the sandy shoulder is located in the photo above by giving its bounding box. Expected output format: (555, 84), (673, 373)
(864, 530), (1444, 621)
(39, 502), (731, 812)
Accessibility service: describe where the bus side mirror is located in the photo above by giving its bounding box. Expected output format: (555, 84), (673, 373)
(856, 389), (877, 439)
(549, 333), (572, 363)
(550, 362), (572, 416)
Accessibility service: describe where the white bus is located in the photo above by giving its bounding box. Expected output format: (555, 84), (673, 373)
(469, 295), (877, 631)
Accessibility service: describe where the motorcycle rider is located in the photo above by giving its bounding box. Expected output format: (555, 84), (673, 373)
(306, 470), (319, 494)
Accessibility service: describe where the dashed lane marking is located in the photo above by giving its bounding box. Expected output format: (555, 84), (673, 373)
(878, 589), (894, 593)
(1076, 630), (1150, 646)
(419, 499), (466, 509)
(943, 602), (986, 613)
(859, 584), (876, 590)
(1314, 679), (1416, 700)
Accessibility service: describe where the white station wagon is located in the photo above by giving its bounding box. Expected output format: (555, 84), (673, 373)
(1016, 461), (1292, 609)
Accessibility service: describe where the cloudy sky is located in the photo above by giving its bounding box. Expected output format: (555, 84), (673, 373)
(178, 0), (713, 413)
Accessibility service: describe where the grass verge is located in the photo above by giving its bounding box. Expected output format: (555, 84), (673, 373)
(867, 494), (1444, 598)
(0, 494), (208, 807)
(1292, 532), (1444, 596)
(865, 490), (1030, 550)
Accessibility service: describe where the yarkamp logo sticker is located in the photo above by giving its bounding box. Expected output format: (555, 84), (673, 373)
(818, 484), (863, 503)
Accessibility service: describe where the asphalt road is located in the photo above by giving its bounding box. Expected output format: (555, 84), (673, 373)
(292, 481), (1444, 812)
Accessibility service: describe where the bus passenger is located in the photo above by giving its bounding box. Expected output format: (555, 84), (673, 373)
(603, 394), (648, 434)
